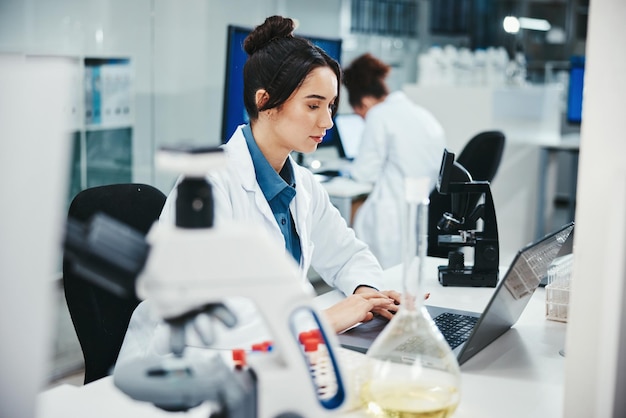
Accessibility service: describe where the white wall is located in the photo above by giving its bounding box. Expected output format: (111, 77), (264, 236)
(563, 0), (626, 416)
(150, 0), (271, 190)
(0, 0), (344, 193)
(284, 0), (342, 38)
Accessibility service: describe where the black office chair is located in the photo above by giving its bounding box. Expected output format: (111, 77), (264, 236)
(456, 130), (505, 183)
(428, 131), (505, 258)
(63, 183), (166, 384)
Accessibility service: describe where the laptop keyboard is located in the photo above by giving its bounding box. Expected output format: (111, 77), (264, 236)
(391, 312), (478, 354)
(433, 312), (479, 349)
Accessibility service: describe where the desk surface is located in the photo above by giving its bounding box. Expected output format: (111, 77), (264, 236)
(37, 258), (566, 418)
(508, 131), (580, 150)
(322, 259), (566, 417)
(321, 176), (373, 198)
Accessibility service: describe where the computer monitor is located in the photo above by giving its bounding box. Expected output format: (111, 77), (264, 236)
(566, 56), (585, 125)
(333, 114), (364, 160)
(221, 25), (343, 145)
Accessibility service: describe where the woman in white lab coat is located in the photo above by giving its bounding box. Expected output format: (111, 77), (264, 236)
(117, 17), (400, 363)
(343, 53), (446, 269)
(158, 125), (399, 331)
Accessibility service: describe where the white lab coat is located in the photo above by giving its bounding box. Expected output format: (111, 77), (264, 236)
(350, 91), (446, 269)
(162, 125), (385, 296)
(116, 126), (385, 364)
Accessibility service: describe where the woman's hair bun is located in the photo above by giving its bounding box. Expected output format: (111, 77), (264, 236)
(244, 15), (295, 55)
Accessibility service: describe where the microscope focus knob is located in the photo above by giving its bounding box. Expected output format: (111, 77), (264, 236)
(448, 251), (465, 270)
(482, 245), (498, 261)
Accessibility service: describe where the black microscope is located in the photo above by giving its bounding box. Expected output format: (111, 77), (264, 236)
(432, 149), (499, 287)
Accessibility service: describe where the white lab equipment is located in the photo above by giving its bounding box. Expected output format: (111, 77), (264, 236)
(65, 146), (348, 417)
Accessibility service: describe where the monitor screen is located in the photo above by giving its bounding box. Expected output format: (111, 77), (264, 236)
(566, 56), (585, 125)
(334, 113), (364, 160)
(221, 25), (343, 144)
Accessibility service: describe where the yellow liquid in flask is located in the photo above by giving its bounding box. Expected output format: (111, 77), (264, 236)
(361, 381), (459, 418)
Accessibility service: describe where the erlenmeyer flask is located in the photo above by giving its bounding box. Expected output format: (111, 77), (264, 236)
(360, 177), (461, 417)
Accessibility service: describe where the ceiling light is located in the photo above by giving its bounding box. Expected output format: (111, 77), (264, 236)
(503, 16), (520, 34)
(519, 17), (552, 32)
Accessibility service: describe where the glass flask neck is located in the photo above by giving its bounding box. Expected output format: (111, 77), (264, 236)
(401, 198), (429, 312)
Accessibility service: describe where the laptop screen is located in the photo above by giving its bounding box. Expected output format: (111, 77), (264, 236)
(334, 114), (364, 160)
(456, 222), (575, 363)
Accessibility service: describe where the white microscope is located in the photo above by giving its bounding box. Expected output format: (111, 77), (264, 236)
(67, 146), (347, 417)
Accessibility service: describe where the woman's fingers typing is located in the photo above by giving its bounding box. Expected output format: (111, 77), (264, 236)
(324, 293), (394, 333)
(324, 287), (430, 333)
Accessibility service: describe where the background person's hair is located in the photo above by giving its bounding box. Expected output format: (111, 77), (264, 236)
(242, 15), (341, 122)
(342, 53), (390, 108)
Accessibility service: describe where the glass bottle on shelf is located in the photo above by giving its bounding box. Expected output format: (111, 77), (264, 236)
(360, 177), (461, 418)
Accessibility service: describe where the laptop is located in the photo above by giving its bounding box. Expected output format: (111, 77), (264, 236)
(334, 114), (364, 161)
(540, 226), (574, 286)
(338, 222), (575, 365)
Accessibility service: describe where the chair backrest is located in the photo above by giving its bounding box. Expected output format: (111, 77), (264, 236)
(63, 183), (166, 384)
(456, 130), (505, 183)
(427, 131), (505, 258)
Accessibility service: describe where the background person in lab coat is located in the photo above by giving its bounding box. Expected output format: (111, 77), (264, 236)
(117, 17), (401, 363)
(343, 53), (446, 269)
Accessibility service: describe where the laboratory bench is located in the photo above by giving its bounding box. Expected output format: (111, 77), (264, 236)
(321, 176), (372, 225)
(307, 152), (372, 226)
(36, 257), (566, 417)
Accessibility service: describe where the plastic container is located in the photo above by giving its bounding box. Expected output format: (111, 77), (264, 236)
(545, 254), (574, 322)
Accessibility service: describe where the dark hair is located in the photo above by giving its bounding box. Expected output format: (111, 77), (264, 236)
(342, 53), (390, 108)
(242, 15), (341, 122)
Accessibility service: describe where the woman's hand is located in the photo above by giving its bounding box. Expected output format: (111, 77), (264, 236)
(323, 292), (396, 333)
(354, 286), (401, 320)
(322, 287), (430, 334)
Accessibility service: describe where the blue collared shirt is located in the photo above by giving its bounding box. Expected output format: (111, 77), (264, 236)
(243, 125), (302, 264)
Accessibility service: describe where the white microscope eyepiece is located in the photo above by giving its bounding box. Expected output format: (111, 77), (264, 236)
(157, 146), (227, 228)
(156, 145), (227, 177)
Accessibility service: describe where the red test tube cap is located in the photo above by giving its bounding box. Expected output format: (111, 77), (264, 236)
(298, 330), (314, 345)
(303, 338), (319, 353)
(232, 349), (246, 367)
(310, 329), (323, 342)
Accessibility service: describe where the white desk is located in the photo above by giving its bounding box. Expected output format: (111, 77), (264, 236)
(321, 177), (373, 225)
(319, 258), (566, 418)
(37, 258), (566, 418)
(304, 153), (373, 225)
(37, 380), (213, 418)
